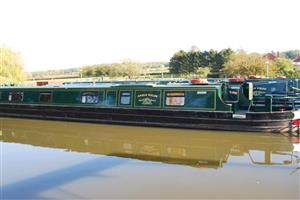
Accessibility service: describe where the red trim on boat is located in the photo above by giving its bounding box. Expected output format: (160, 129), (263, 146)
(292, 119), (300, 126)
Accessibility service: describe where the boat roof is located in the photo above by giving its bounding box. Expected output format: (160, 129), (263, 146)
(0, 82), (223, 90)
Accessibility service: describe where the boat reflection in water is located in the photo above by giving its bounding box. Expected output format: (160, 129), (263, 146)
(1, 117), (298, 169)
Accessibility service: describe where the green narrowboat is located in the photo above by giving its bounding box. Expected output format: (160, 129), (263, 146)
(0, 81), (297, 133)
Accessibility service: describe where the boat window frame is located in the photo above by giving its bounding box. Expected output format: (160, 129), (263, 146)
(105, 90), (117, 106)
(39, 92), (53, 103)
(164, 91), (186, 107)
(8, 91), (24, 102)
(118, 90), (133, 106)
(163, 89), (217, 110)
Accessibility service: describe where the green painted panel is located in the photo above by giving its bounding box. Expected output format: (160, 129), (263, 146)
(184, 90), (215, 109)
(0, 86), (232, 111)
(135, 90), (161, 107)
(0, 91), (9, 102)
(53, 91), (81, 104)
(23, 91), (40, 103)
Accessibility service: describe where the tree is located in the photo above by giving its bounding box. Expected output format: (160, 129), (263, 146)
(81, 60), (143, 78)
(207, 48), (234, 78)
(282, 50), (300, 60)
(82, 66), (94, 77)
(169, 50), (190, 75)
(0, 46), (26, 84)
(187, 51), (204, 74)
(273, 58), (295, 77)
(196, 67), (210, 78)
(222, 52), (267, 77)
(121, 60), (142, 78)
(169, 49), (217, 76)
(169, 48), (234, 77)
(94, 65), (106, 76)
(292, 68), (300, 78)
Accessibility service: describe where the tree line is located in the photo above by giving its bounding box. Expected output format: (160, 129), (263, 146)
(1, 46), (299, 84)
(81, 61), (167, 78)
(30, 68), (79, 80)
(169, 48), (300, 78)
(169, 48), (233, 78)
(223, 51), (299, 78)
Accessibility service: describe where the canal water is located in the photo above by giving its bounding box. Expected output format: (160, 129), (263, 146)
(0, 117), (299, 199)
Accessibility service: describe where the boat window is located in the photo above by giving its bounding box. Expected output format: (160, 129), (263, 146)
(165, 92), (185, 106)
(39, 92), (52, 103)
(106, 91), (117, 105)
(227, 86), (240, 101)
(81, 92), (99, 104)
(120, 91), (132, 105)
(8, 92), (24, 102)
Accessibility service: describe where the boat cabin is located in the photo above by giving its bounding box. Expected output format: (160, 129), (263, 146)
(0, 83), (236, 112)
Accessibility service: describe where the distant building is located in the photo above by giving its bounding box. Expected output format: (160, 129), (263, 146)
(264, 53), (277, 61)
(293, 55), (300, 67)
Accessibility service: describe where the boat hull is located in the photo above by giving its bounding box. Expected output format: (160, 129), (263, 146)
(0, 103), (294, 133)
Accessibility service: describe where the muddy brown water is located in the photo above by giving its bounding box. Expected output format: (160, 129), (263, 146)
(0, 117), (299, 199)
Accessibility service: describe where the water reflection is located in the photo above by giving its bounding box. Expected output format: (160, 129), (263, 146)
(2, 156), (126, 199)
(1, 117), (298, 169)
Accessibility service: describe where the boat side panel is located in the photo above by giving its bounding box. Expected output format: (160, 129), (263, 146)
(0, 86), (232, 111)
(0, 103), (293, 133)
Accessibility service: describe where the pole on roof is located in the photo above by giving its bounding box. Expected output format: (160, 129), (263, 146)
(265, 61), (270, 78)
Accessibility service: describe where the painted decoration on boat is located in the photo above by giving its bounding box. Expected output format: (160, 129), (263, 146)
(253, 87), (267, 97)
(166, 97), (185, 106)
(166, 92), (185, 106)
(135, 90), (161, 107)
(81, 92), (99, 104)
(252, 81), (289, 97)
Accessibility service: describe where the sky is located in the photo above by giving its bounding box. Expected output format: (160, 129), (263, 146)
(0, 0), (299, 72)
